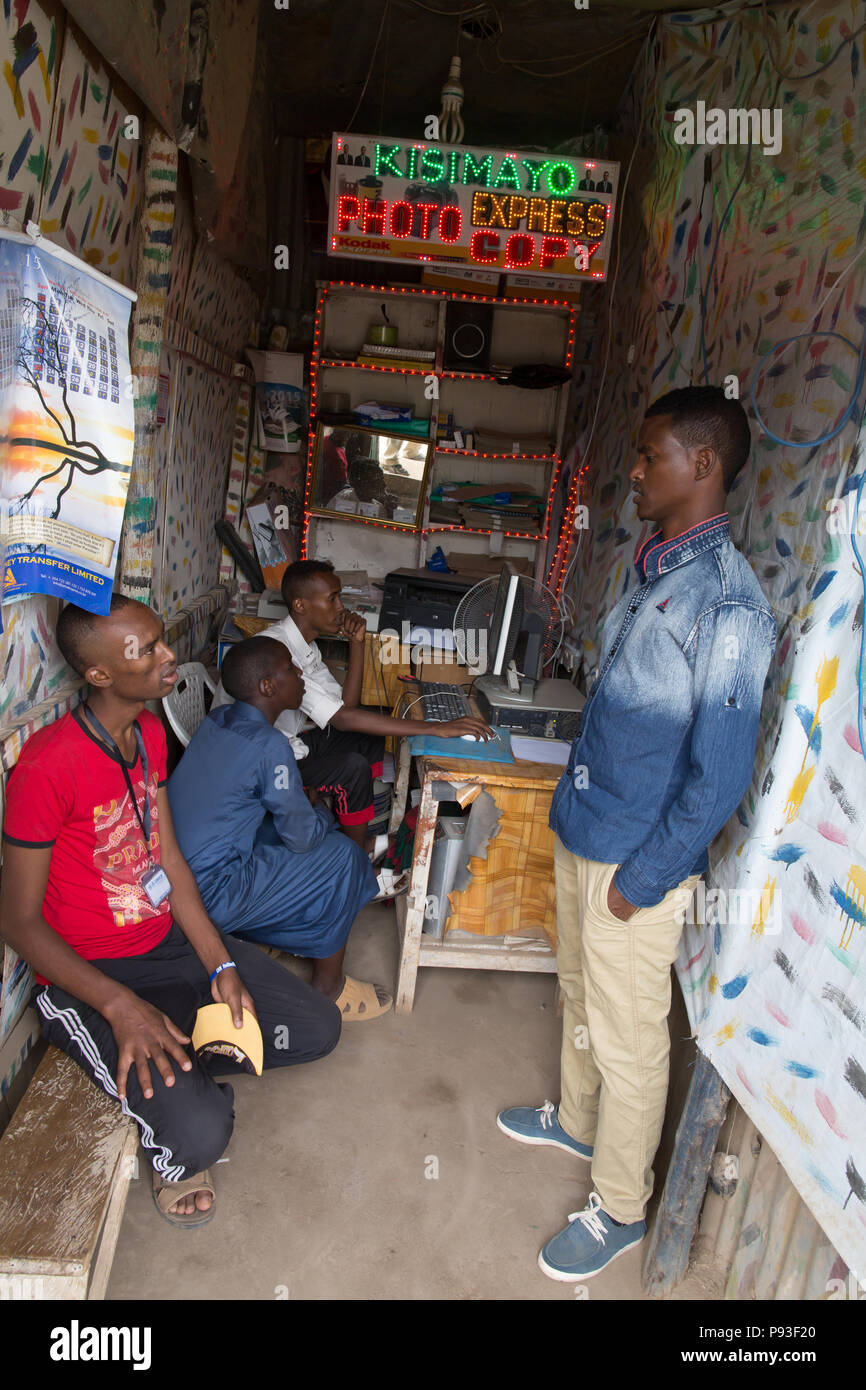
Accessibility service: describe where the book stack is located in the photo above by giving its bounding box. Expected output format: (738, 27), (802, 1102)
(356, 342), (436, 372)
(430, 483), (545, 533)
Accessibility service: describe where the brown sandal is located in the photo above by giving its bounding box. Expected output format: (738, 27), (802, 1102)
(335, 975), (393, 1021)
(152, 1168), (216, 1228)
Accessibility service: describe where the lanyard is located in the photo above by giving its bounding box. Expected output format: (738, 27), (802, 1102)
(82, 704), (153, 859)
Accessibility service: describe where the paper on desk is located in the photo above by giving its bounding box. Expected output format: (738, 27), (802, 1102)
(510, 736), (571, 765)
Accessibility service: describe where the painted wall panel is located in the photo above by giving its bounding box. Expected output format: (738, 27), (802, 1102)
(164, 159), (196, 325)
(0, 0), (61, 233)
(184, 0), (258, 193)
(154, 346), (239, 614)
(182, 238), (257, 357)
(567, 1), (866, 1280)
(61, 0), (189, 140)
(40, 21), (145, 285)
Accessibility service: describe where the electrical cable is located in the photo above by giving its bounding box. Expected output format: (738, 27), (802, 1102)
(401, 0), (490, 16)
(699, 47), (784, 385)
(495, 31), (651, 80)
(573, 31), (654, 493)
(750, 329), (866, 448)
(759, 0), (866, 82)
(554, 29), (655, 639)
(850, 465), (866, 767)
(343, 0), (391, 133)
(700, 141), (753, 386)
(379, 0), (392, 136)
(812, 242), (866, 322)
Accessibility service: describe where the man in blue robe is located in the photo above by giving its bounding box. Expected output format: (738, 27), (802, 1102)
(167, 637), (390, 1021)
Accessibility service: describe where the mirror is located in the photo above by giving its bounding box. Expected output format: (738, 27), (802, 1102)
(309, 423), (432, 530)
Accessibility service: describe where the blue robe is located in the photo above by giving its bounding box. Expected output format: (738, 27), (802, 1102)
(167, 701), (378, 956)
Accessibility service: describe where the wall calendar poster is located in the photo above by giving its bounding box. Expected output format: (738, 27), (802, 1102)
(0, 229), (137, 617)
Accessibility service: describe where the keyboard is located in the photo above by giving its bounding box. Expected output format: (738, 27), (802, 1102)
(417, 681), (474, 721)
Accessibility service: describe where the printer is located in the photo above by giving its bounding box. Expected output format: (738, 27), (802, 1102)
(378, 568), (477, 636)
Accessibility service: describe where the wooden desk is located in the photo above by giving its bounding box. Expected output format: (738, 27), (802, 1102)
(394, 751), (562, 1013)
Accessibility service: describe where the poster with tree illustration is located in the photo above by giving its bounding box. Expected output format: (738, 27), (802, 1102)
(0, 231), (135, 615)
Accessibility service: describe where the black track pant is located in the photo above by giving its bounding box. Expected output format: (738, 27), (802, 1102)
(296, 728), (385, 827)
(35, 924), (341, 1182)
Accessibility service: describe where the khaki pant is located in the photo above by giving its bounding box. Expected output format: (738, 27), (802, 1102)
(554, 839), (699, 1223)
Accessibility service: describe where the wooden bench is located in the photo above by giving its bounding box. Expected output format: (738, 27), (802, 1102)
(0, 1046), (137, 1300)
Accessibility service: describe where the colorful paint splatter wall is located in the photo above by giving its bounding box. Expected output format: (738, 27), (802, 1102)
(153, 169), (259, 614)
(61, 0), (189, 140)
(569, 2), (866, 1278)
(1, 0), (259, 717)
(1, 0), (145, 718)
(151, 345), (240, 614)
(0, 0), (59, 232)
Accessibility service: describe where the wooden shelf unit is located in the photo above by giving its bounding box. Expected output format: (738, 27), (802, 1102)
(304, 279), (576, 581)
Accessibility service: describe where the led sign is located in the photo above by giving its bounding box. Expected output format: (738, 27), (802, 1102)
(328, 134), (619, 282)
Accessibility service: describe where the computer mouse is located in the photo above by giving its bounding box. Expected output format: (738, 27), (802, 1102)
(460, 733), (481, 741)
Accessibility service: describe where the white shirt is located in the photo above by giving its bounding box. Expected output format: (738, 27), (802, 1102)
(211, 614), (344, 760)
(325, 485), (385, 518)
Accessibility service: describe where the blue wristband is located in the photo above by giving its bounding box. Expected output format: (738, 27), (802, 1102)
(210, 960), (237, 984)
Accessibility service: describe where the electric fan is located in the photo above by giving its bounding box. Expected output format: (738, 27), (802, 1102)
(452, 567), (566, 703)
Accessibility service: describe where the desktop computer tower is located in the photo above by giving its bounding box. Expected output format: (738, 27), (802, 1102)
(474, 676), (585, 742)
(423, 818), (467, 939)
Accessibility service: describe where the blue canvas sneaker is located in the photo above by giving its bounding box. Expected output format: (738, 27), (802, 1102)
(496, 1100), (593, 1160)
(538, 1192), (646, 1281)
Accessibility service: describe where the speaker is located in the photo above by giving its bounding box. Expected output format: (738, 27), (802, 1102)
(443, 301), (493, 371)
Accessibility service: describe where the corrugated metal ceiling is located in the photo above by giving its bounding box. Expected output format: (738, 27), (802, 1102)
(263, 0), (659, 144)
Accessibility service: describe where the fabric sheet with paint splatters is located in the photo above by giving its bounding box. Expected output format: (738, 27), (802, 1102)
(568, 3), (866, 1278)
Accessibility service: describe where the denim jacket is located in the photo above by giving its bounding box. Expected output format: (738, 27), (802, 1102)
(549, 514), (777, 907)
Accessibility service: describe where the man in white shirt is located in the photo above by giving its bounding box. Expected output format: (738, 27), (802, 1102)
(325, 458), (396, 520)
(212, 560), (492, 848)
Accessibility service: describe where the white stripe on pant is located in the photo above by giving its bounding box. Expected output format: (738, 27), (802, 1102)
(36, 988), (186, 1181)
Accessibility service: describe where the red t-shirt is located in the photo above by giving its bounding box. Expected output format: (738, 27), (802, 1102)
(3, 708), (173, 983)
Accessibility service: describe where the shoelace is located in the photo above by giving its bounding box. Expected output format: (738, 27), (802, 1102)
(567, 1192), (608, 1245)
(537, 1100), (556, 1130)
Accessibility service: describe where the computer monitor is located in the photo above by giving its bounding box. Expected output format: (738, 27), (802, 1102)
(483, 563), (547, 702)
(488, 563), (524, 678)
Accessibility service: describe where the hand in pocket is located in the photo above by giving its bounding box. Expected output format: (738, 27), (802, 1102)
(606, 872), (638, 922)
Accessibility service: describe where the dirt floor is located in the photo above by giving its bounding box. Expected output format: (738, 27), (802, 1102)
(107, 900), (719, 1301)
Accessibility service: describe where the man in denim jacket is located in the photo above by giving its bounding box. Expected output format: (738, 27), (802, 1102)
(498, 386), (776, 1281)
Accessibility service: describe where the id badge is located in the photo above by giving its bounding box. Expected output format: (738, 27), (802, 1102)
(141, 864), (172, 907)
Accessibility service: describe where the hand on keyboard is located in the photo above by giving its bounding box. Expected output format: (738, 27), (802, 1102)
(434, 716), (495, 741)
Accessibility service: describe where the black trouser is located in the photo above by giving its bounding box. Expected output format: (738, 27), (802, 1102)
(296, 727), (385, 827)
(35, 924), (341, 1182)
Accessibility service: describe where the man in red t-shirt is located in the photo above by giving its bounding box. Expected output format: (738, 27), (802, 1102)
(1, 593), (341, 1227)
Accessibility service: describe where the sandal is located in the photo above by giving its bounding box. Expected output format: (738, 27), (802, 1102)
(335, 975), (393, 1021)
(373, 868), (410, 901)
(152, 1168), (216, 1229)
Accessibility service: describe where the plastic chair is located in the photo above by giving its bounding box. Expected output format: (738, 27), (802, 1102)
(161, 662), (216, 748)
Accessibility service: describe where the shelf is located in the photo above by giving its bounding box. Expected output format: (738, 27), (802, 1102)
(311, 414), (433, 443)
(440, 369), (563, 384)
(319, 357), (434, 376)
(425, 523), (544, 541)
(320, 359), (566, 387)
(435, 447), (558, 462)
(319, 278), (576, 311)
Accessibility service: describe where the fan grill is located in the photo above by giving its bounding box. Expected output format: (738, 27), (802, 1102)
(453, 575), (564, 674)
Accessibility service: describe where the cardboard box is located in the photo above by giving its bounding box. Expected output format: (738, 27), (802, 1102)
(422, 266), (500, 294)
(416, 659), (474, 685)
(503, 274), (581, 304)
(445, 552), (533, 579)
